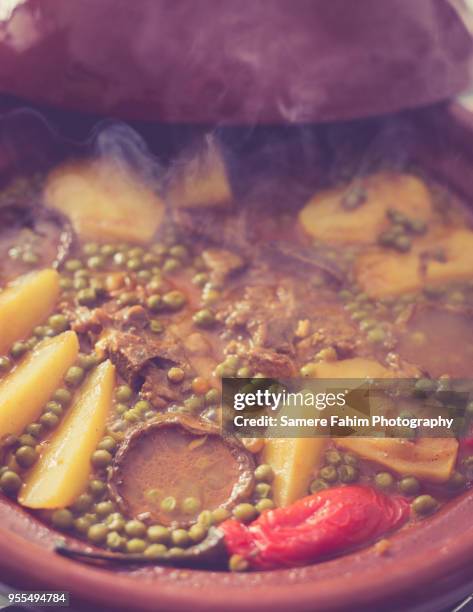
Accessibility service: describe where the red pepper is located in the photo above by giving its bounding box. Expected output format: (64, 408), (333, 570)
(221, 485), (409, 569)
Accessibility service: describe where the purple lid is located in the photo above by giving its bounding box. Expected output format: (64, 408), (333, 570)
(0, 0), (471, 123)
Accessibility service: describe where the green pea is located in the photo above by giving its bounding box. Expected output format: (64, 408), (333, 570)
(118, 292), (139, 307)
(233, 503), (257, 523)
(192, 273), (208, 287)
(325, 449), (343, 466)
(205, 388), (219, 405)
(74, 516), (93, 534)
(212, 508), (230, 524)
(65, 366), (85, 387)
(145, 543), (167, 558)
(254, 464), (274, 483)
(95, 501), (115, 517)
(124, 409), (140, 423)
(83, 243), (99, 256)
(97, 436), (117, 452)
(398, 476), (420, 496)
(22, 251), (39, 265)
(414, 378), (435, 396)
(53, 388), (72, 406)
(106, 513), (126, 532)
(255, 483), (272, 499)
(375, 472), (394, 490)
(65, 259), (82, 272)
(15, 445), (38, 468)
(26, 337), (38, 350)
(338, 464), (359, 483)
(169, 245), (188, 260)
(412, 494), (438, 516)
(48, 314), (69, 333)
(33, 325), (48, 338)
(0, 356), (11, 372)
(91, 449), (112, 468)
(71, 493), (93, 513)
(75, 268), (90, 279)
(89, 479), (106, 497)
(115, 402), (128, 415)
(162, 290), (186, 311)
(193, 309), (216, 328)
(160, 496), (177, 513)
(149, 320), (163, 334)
(319, 465), (338, 483)
(256, 499), (275, 513)
(113, 252), (127, 266)
(114, 386), (132, 404)
(188, 524), (207, 543)
(181, 496), (201, 514)
(107, 531), (126, 551)
(351, 310), (367, 322)
(126, 257), (142, 272)
(73, 277), (88, 291)
(87, 255), (104, 270)
(26, 423), (43, 438)
(137, 270), (152, 283)
(78, 353), (100, 370)
(45, 401), (63, 416)
(197, 510), (214, 528)
(171, 529), (190, 547)
(10, 341), (28, 359)
(366, 327), (386, 344)
(236, 367), (252, 378)
(51, 508), (74, 529)
(147, 525), (170, 544)
(167, 367), (185, 383)
(142, 254), (160, 267)
(0, 470), (22, 494)
(87, 523), (108, 544)
(229, 554), (249, 572)
(18, 433), (37, 447)
(146, 294), (163, 312)
(183, 395), (204, 412)
(40, 412), (59, 429)
(125, 520), (146, 537)
(162, 258), (181, 273)
(100, 244), (116, 257)
(359, 319), (377, 332)
(309, 479), (329, 493)
(300, 363), (318, 377)
(77, 288), (97, 306)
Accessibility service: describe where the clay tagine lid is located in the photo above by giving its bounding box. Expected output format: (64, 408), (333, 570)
(0, 0), (472, 123)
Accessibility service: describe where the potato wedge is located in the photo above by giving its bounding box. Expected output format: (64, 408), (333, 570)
(334, 437), (458, 483)
(44, 159), (164, 244)
(299, 173), (432, 244)
(356, 229), (473, 299)
(0, 331), (78, 439)
(310, 357), (392, 379)
(19, 360), (115, 509)
(262, 438), (327, 507)
(0, 269), (60, 355)
(166, 135), (232, 208)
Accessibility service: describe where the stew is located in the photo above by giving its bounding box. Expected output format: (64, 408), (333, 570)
(0, 131), (472, 572)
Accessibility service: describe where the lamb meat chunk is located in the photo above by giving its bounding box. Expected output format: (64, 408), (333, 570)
(69, 306), (112, 336)
(247, 347), (296, 378)
(113, 305), (149, 332)
(104, 329), (186, 389)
